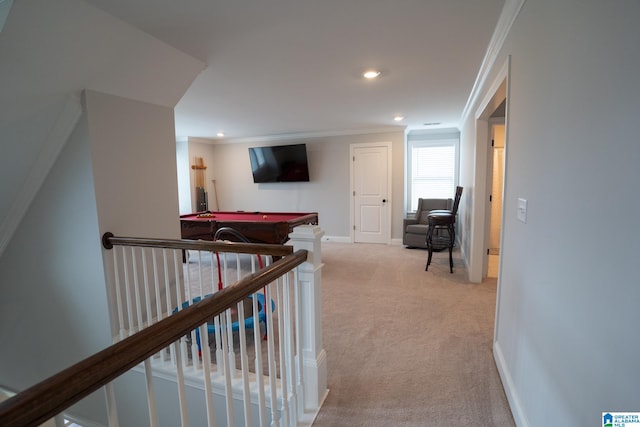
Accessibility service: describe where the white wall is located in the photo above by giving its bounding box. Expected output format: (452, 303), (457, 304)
(0, 0), (203, 253)
(85, 90), (182, 339)
(186, 131), (406, 241)
(0, 90), (188, 424)
(0, 100), (68, 221)
(0, 114), (111, 421)
(86, 90), (181, 239)
(176, 139), (192, 214)
(187, 138), (220, 212)
(81, 92), (183, 423)
(461, 0), (640, 425)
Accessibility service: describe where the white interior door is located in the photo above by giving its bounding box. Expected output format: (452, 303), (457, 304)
(351, 143), (391, 244)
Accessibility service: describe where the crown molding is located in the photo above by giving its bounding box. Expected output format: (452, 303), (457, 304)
(191, 125), (405, 145)
(460, 0), (525, 124)
(186, 136), (215, 145)
(0, 92), (83, 257)
(407, 127), (460, 138)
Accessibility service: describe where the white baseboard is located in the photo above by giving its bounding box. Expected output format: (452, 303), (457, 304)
(320, 236), (405, 245)
(321, 235), (351, 243)
(493, 340), (529, 427)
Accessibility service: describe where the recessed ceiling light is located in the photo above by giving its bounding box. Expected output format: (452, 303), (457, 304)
(363, 70), (381, 79)
(352, 67), (388, 80)
(216, 132), (225, 137)
(394, 115), (404, 122)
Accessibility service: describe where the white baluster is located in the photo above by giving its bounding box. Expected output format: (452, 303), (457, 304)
(132, 247), (144, 333)
(265, 283), (280, 427)
(253, 290), (267, 427)
(142, 249), (153, 330)
(276, 278), (290, 426)
(162, 249), (173, 363)
(235, 254), (252, 426)
(219, 307), (235, 427)
(213, 312), (223, 376)
(222, 254), (236, 374)
(122, 247), (134, 337)
(209, 251), (217, 296)
(197, 250), (204, 298)
(152, 249), (162, 323)
(183, 251), (200, 369)
(171, 250), (185, 366)
(105, 382), (119, 427)
(143, 358), (158, 427)
(112, 249), (125, 341)
(172, 339), (189, 426)
(283, 273), (298, 425)
(199, 324), (216, 427)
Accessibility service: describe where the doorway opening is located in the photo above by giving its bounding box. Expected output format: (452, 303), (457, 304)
(468, 57), (509, 283)
(477, 85), (507, 281)
(487, 118), (505, 278)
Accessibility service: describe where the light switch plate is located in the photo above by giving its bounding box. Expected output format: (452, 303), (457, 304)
(517, 198), (527, 223)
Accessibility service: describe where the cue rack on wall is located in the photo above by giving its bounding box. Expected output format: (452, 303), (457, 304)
(191, 157), (208, 211)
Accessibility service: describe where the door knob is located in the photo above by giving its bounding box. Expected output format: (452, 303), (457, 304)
(382, 199), (387, 203)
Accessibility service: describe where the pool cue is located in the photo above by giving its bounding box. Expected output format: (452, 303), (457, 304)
(212, 179), (219, 210)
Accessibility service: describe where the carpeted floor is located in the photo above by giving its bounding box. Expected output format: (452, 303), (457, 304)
(313, 242), (515, 427)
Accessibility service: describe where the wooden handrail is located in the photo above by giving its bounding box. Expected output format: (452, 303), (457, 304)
(102, 232), (294, 257)
(0, 250), (308, 427)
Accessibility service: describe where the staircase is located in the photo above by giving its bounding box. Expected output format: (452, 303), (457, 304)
(0, 225), (327, 427)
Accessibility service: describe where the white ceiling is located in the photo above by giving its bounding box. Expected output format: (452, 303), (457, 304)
(83, 0), (505, 142)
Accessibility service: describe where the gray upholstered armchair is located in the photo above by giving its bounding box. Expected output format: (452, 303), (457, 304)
(403, 198), (453, 248)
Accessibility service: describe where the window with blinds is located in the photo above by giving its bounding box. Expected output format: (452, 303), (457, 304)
(407, 132), (459, 212)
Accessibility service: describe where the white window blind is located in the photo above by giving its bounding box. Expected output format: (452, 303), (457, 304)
(407, 132), (459, 212)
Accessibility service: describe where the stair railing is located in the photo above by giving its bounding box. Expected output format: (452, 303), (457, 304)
(0, 224), (327, 427)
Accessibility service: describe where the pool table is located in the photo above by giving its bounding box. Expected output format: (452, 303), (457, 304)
(180, 211), (319, 244)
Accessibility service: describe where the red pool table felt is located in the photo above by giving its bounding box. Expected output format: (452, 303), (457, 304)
(180, 211), (318, 244)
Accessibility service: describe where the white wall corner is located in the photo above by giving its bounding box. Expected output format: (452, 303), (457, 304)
(0, 92), (83, 257)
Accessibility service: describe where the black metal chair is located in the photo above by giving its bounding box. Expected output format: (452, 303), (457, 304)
(425, 186), (463, 273)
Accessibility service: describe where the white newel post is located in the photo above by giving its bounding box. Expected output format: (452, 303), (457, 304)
(289, 225), (328, 414)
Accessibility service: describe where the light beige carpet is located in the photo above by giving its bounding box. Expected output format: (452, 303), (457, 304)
(313, 242), (514, 427)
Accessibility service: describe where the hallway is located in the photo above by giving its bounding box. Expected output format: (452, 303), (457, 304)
(313, 242), (514, 426)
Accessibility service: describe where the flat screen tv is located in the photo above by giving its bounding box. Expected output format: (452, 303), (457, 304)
(248, 143), (310, 183)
